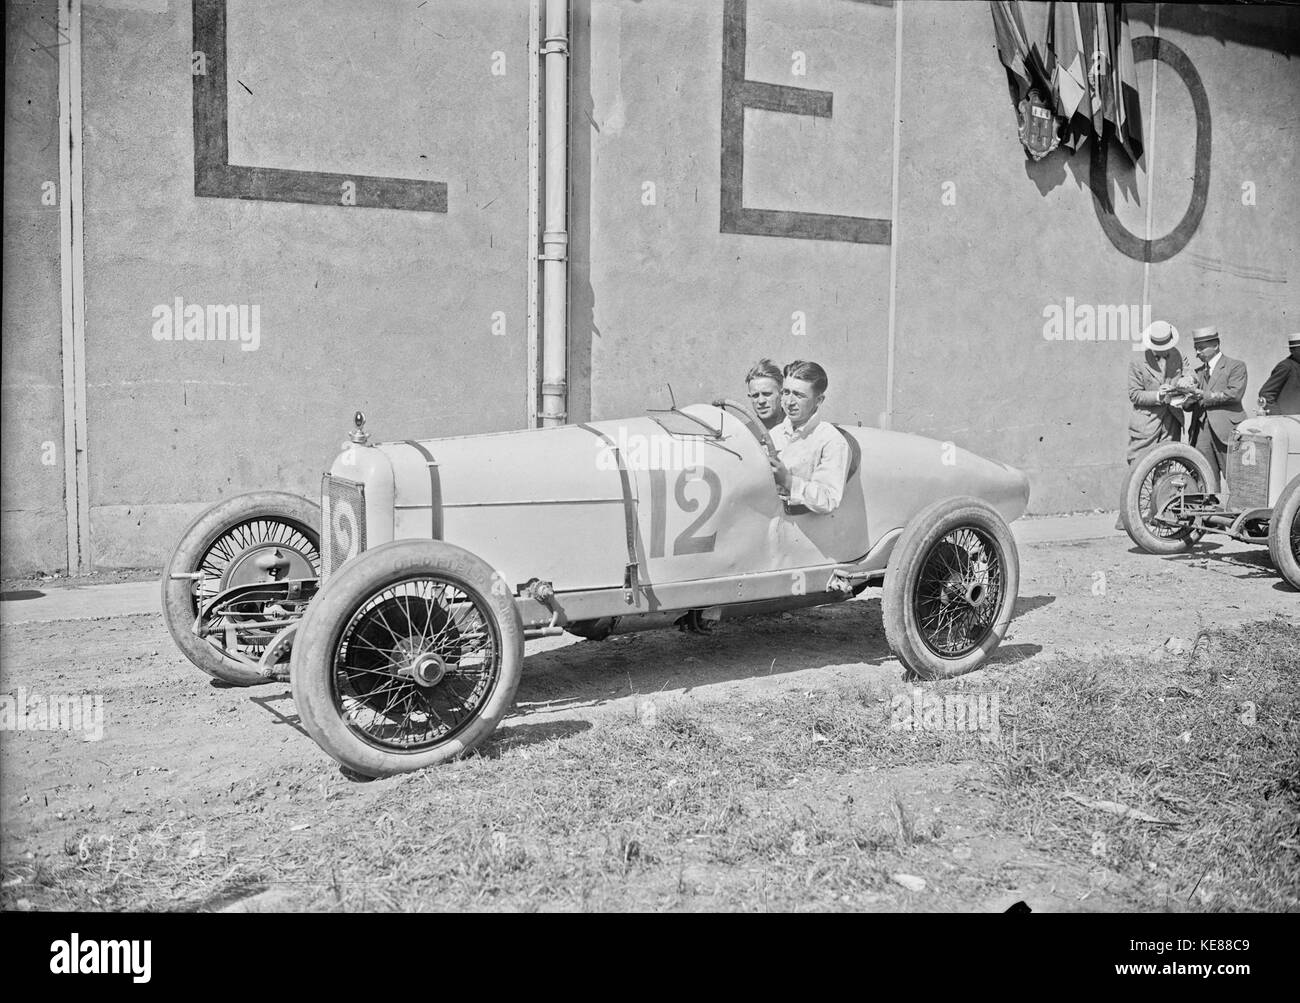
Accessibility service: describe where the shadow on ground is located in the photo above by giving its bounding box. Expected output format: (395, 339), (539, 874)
(512, 593), (1048, 718)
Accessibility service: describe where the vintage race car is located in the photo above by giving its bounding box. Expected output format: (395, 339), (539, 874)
(1120, 414), (1300, 589)
(163, 400), (1030, 777)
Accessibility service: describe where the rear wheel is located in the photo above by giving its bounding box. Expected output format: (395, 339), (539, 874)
(1268, 474), (1300, 590)
(161, 492), (320, 686)
(290, 540), (524, 777)
(882, 497), (1019, 680)
(1121, 443), (1212, 555)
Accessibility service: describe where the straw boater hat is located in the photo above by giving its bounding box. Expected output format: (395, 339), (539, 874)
(1191, 326), (1220, 348)
(1140, 321), (1179, 353)
(1289, 333), (1300, 349)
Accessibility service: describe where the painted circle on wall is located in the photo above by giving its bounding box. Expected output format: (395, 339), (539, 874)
(1090, 36), (1211, 264)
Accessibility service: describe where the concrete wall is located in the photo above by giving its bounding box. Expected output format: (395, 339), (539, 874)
(572, 0), (895, 428)
(2, 0), (66, 575)
(1142, 3), (1300, 415)
(576, 0), (1300, 512)
(3, 0), (1298, 574)
(76, 0), (530, 568)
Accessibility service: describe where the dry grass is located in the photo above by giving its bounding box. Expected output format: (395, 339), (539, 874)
(990, 616), (1299, 911)
(3, 618), (1296, 912)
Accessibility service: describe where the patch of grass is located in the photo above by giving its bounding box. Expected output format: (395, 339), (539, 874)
(4, 619), (1295, 912)
(990, 615), (1300, 911)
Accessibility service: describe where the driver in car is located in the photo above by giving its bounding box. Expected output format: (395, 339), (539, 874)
(768, 360), (850, 515)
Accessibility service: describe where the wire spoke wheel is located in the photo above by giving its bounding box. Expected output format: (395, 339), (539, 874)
(882, 497), (1019, 680)
(194, 518), (320, 662)
(1137, 458), (1202, 538)
(912, 527), (1005, 659)
(333, 576), (501, 752)
(161, 492), (321, 686)
(292, 541), (523, 777)
(1120, 444), (1214, 556)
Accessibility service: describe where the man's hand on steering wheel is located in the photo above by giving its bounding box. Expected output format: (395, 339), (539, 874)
(769, 455), (792, 493)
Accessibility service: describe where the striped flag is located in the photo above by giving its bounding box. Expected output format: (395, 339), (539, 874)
(993, 2), (1144, 163)
(1110, 3), (1144, 162)
(991, 1), (1037, 104)
(1077, 2), (1112, 138)
(1050, 1), (1089, 150)
(1050, 2), (1144, 163)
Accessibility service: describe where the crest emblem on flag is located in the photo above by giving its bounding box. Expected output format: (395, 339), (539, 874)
(1017, 88), (1061, 160)
(992, 2), (1144, 165)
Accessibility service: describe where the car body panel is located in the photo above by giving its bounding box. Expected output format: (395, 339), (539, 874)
(325, 403), (1031, 624)
(1235, 415), (1300, 507)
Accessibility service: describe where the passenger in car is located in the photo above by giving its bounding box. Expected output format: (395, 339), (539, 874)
(745, 358), (785, 431)
(769, 360), (850, 515)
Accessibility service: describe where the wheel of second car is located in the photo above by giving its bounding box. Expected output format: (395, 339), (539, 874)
(1120, 443), (1212, 555)
(882, 496), (1020, 680)
(161, 491), (321, 686)
(290, 540), (524, 778)
(1267, 473), (1300, 590)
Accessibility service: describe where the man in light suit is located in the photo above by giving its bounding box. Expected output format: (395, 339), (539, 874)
(1185, 326), (1248, 494)
(1126, 320), (1184, 464)
(1259, 332), (1300, 416)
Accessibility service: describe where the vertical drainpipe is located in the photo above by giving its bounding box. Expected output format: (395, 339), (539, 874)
(539, 0), (570, 427)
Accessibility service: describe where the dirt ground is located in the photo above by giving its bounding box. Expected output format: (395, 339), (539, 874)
(1, 522), (1295, 911)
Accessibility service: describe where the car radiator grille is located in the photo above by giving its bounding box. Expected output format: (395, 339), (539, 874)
(320, 474), (366, 580)
(1226, 434), (1271, 510)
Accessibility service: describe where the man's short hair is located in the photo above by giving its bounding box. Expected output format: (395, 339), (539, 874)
(784, 360), (828, 396)
(746, 358), (783, 384)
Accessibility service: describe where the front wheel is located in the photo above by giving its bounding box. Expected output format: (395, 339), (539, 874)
(290, 540), (524, 777)
(161, 491), (321, 686)
(1268, 474), (1300, 590)
(881, 497), (1020, 680)
(1121, 443), (1212, 555)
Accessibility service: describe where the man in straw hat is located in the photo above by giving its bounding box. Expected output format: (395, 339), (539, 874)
(1184, 326), (1248, 493)
(1126, 320), (1185, 464)
(1119, 320), (1186, 529)
(1258, 333), (1300, 416)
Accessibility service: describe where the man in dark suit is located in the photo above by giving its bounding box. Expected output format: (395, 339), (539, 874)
(1185, 326), (1248, 494)
(1259, 333), (1300, 416)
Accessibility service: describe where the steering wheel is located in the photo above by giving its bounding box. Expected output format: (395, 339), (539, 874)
(712, 398), (779, 462)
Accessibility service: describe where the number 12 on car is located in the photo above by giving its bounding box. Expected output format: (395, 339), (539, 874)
(646, 466), (721, 557)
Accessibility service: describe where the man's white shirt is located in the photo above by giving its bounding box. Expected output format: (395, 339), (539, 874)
(769, 413), (850, 514)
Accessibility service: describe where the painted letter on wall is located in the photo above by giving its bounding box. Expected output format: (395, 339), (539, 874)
(191, 0), (447, 213)
(719, 0), (890, 244)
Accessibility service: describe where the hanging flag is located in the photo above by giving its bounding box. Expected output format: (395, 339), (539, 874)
(1109, 3), (1144, 162)
(1050, 1), (1089, 150)
(991, 1), (1060, 160)
(1076, 2), (1111, 139)
(991, 2), (1142, 163)
(991, 1), (1036, 104)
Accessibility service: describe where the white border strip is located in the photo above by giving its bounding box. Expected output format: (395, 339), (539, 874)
(1140, 3), (1161, 314)
(882, 1), (903, 430)
(58, 0), (89, 573)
